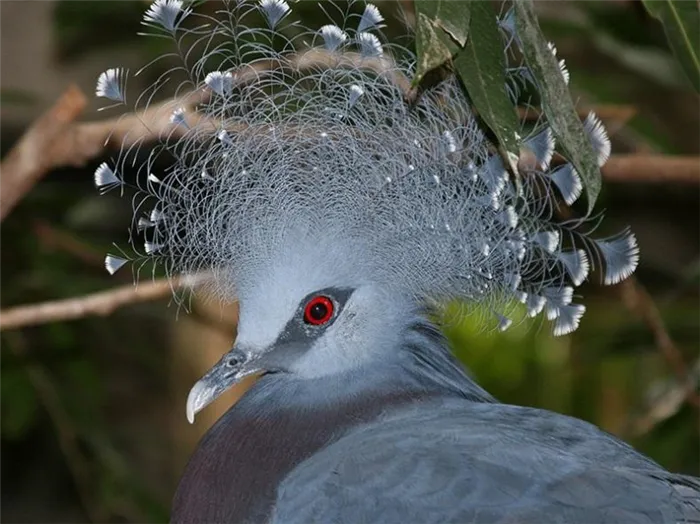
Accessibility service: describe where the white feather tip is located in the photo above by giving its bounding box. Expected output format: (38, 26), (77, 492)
(94, 162), (120, 189)
(170, 107), (188, 127)
(597, 231), (639, 286)
(143, 0), (189, 31)
(104, 255), (128, 275)
(553, 304), (586, 336)
(358, 4), (384, 33)
(550, 164), (582, 205)
(259, 0), (290, 28)
(357, 32), (383, 58)
(205, 71), (234, 96)
(95, 68), (126, 102)
(320, 25), (348, 52)
(584, 111), (611, 167)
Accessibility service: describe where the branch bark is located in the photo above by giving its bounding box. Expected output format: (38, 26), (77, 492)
(0, 273), (209, 331)
(519, 104), (638, 127)
(619, 277), (700, 408)
(0, 85), (87, 221)
(603, 154), (700, 184)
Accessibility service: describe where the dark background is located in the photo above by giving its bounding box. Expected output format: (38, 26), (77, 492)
(1, 1), (698, 522)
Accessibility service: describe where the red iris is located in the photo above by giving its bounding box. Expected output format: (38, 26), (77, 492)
(304, 296), (334, 325)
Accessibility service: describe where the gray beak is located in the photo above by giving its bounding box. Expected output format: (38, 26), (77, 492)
(186, 346), (262, 424)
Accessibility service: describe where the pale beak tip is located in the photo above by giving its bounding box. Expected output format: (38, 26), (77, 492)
(186, 404), (196, 424)
(186, 382), (204, 424)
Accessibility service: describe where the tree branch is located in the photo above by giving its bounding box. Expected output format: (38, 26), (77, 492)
(0, 273), (209, 331)
(519, 104), (638, 128)
(627, 357), (700, 436)
(603, 155), (700, 184)
(0, 85), (87, 221)
(619, 277), (700, 408)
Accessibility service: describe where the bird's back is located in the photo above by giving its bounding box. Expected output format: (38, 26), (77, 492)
(273, 398), (700, 524)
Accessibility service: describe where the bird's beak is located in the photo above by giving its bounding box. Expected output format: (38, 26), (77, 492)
(185, 346), (263, 424)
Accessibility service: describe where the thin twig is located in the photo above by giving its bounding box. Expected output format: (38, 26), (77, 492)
(0, 273), (209, 331)
(33, 221), (106, 267)
(518, 104), (638, 128)
(627, 357), (700, 437)
(619, 278), (700, 408)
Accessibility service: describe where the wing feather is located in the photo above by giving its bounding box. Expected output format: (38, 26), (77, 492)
(273, 399), (700, 524)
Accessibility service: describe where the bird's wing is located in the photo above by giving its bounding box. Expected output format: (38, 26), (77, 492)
(272, 399), (700, 524)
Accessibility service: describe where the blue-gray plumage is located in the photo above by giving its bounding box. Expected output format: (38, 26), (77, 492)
(95, 1), (699, 522)
(172, 290), (699, 523)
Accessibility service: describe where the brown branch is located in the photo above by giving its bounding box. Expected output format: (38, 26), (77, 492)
(519, 104), (638, 128)
(0, 85), (87, 221)
(45, 93), (215, 170)
(65, 48), (415, 161)
(619, 278), (700, 408)
(0, 273), (209, 331)
(33, 220), (105, 267)
(550, 154), (700, 184)
(602, 154), (700, 184)
(1, 49), (415, 226)
(627, 357), (700, 436)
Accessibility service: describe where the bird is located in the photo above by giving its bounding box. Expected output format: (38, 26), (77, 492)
(95, 0), (700, 522)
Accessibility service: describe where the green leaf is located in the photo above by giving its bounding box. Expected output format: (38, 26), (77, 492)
(53, 0), (144, 60)
(413, 12), (456, 85)
(514, 1), (602, 212)
(413, 1), (472, 84)
(414, 0), (472, 47)
(1, 367), (39, 440)
(435, 0), (472, 47)
(642, 0), (700, 91)
(453, 1), (520, 170)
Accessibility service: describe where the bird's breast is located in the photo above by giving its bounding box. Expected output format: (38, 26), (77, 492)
(171, 385), (429, 523)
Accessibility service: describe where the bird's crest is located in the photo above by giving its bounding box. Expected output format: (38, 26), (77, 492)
(96, 0), (639, 336)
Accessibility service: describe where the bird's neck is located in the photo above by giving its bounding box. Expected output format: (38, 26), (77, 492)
(171, 318), (493, 523)
(172, 370), (440, 523)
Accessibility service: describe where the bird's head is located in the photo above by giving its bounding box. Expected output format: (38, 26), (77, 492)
(186, 235), (416, 423)
(96, 0), (640, 426)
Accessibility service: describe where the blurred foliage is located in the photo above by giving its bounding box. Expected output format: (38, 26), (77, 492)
(1, 0), (698, 522)
(0, 89), (39, 107)
(53, 1), (144, 61)
(641, 0), (700, 91)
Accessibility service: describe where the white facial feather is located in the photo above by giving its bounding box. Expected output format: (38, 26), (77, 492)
(233, 230), (374, 351)
(288, 286), (411, 379)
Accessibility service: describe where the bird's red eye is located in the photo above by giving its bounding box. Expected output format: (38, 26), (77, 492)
(303, 296), (334, 325)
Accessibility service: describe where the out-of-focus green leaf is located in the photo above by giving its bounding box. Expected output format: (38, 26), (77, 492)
(514, 0), (602, 213)
(539, 7), (689, 90)
(642, 0), (700, 91)
(454, 1), (520, 171)
(592, 32), (690, 90)
(1, 367), (39, 440)
(53, 0), (144, 60)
